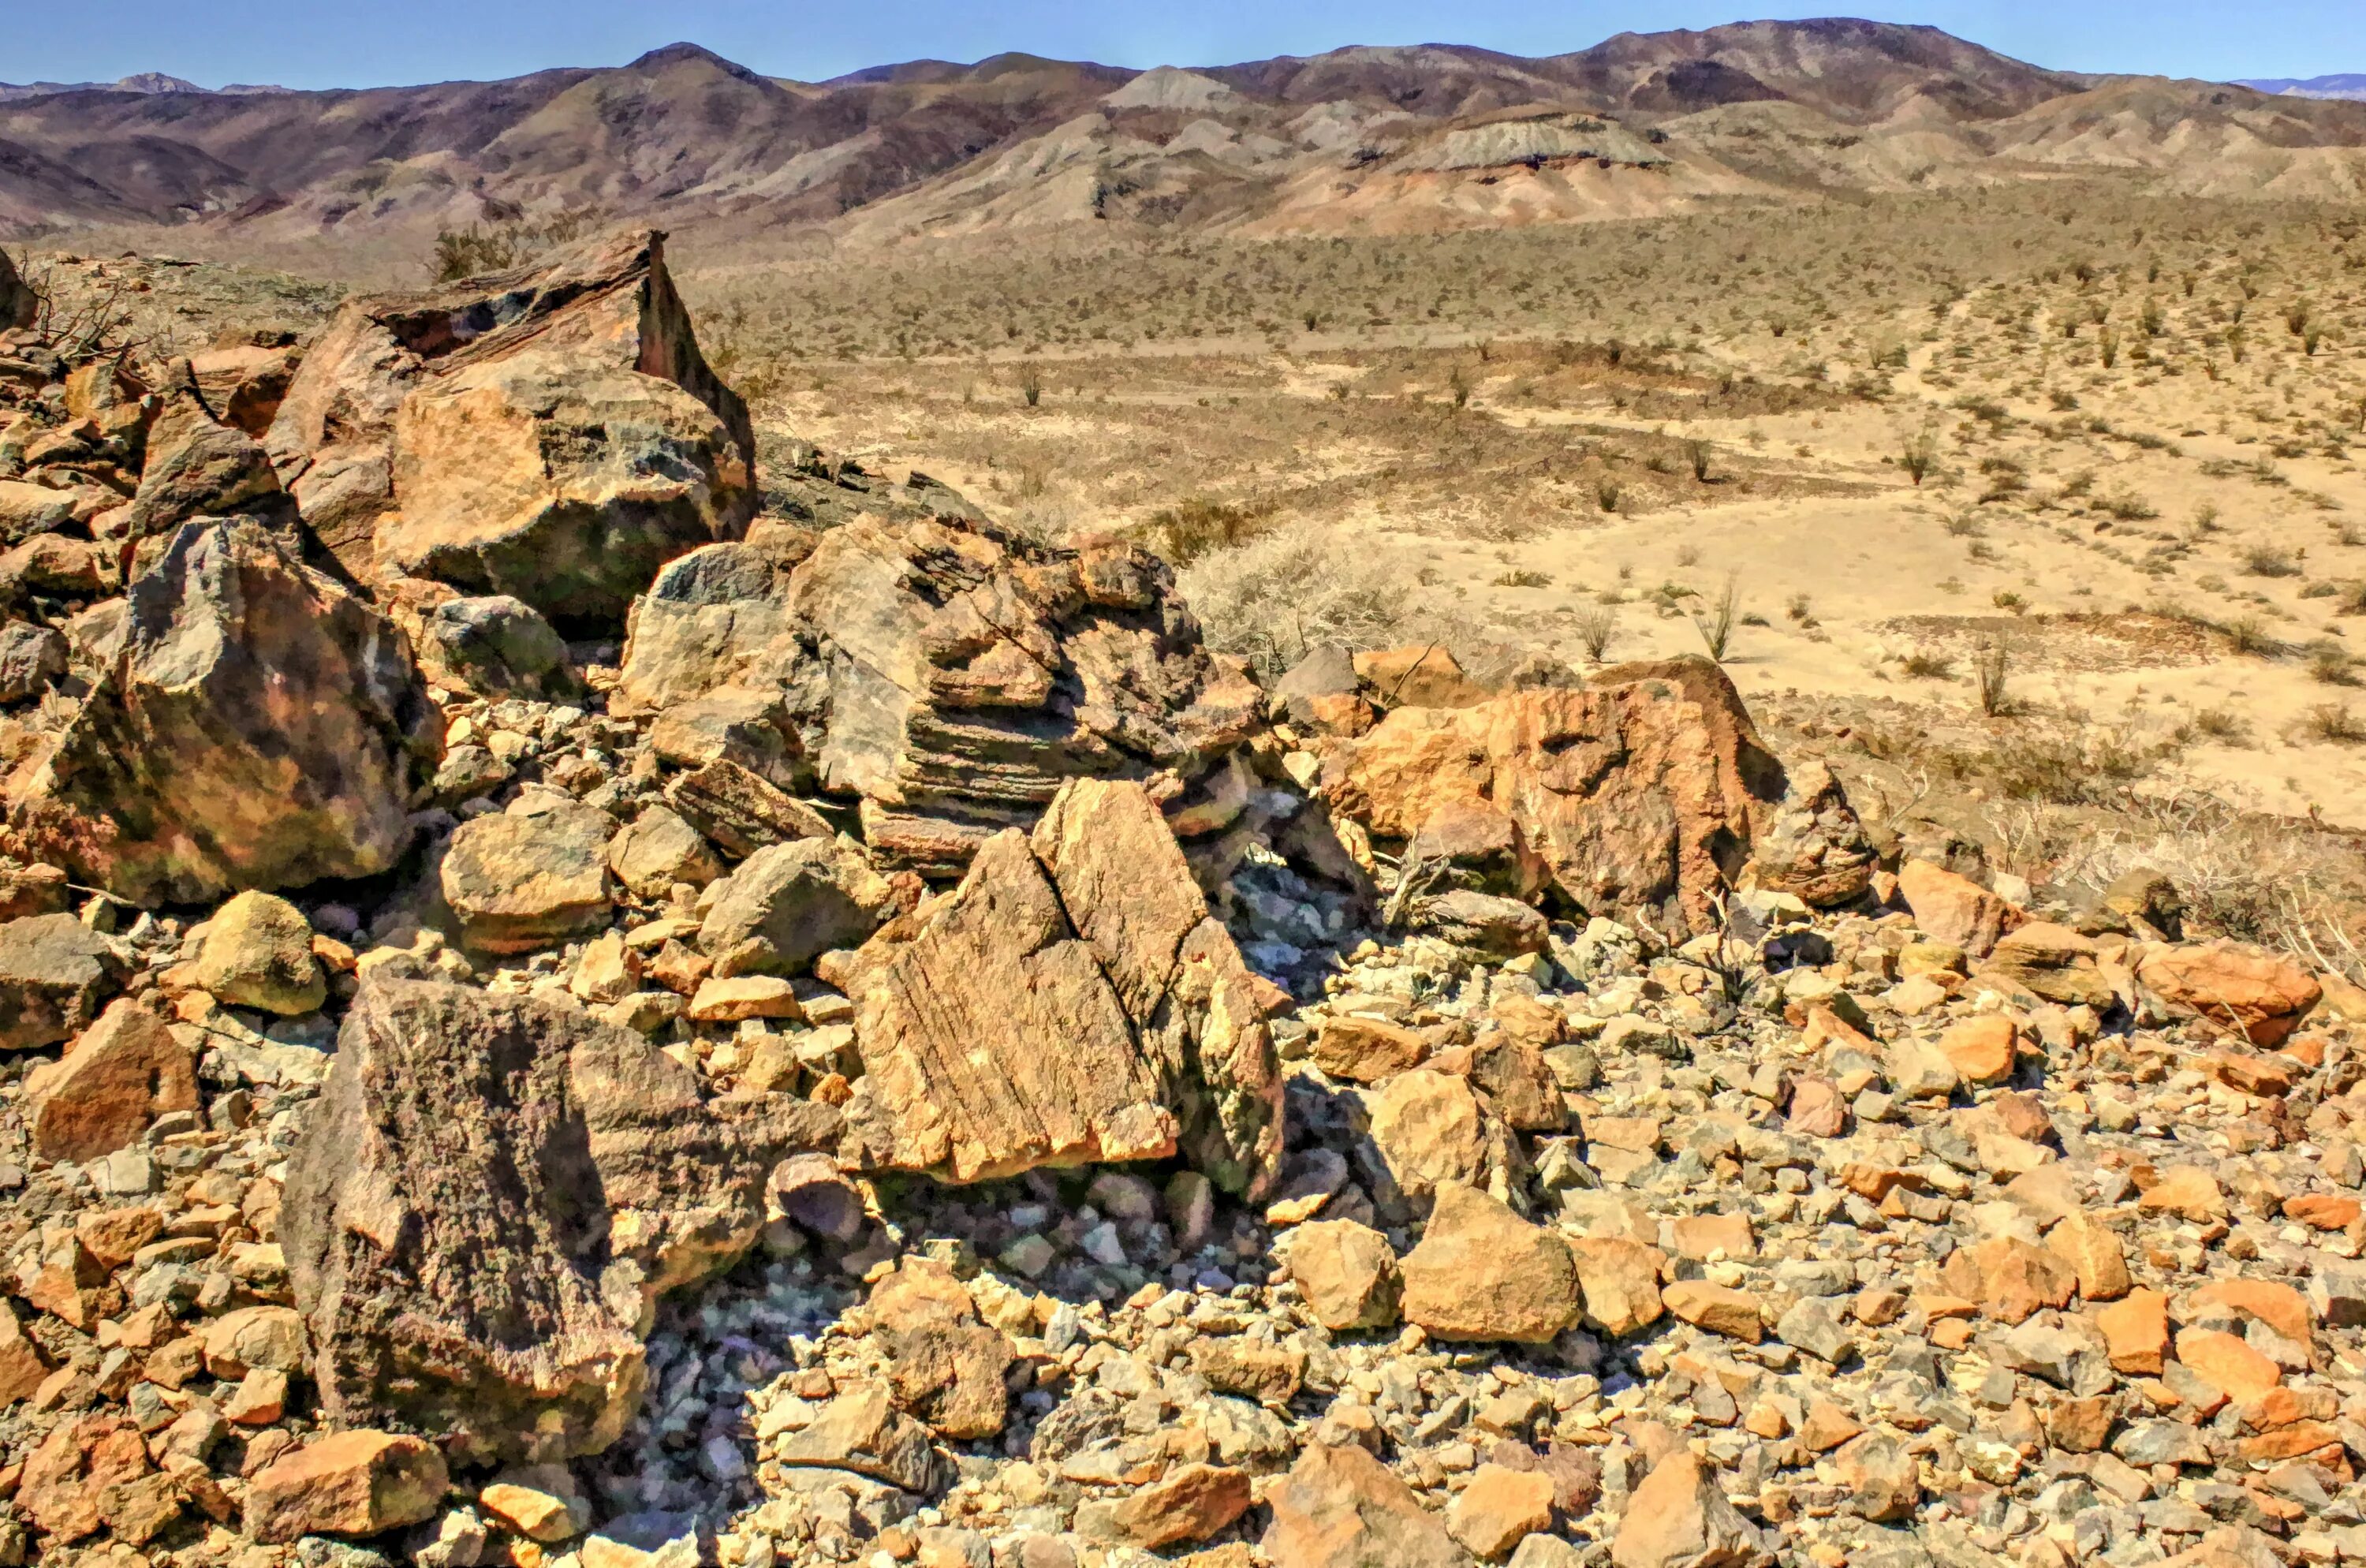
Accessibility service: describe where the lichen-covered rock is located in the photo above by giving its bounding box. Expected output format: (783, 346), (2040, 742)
(4, 517), (440, 905)
(441, 792), (614, 953)
(192, 890), (325, 1015)
(280, 978), (840, 1463)
(0, 911), (121, 1050)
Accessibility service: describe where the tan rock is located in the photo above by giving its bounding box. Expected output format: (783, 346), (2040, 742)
(1447, 1462), (1556, 1559)
(2046, 1213), (2130, 1301)
(0, 1301), (50, 1404)
(868, 1259), (1014, 1441)
(1569, 1235), (1667, 1338)
(1260, 1441), (1467, 1568)
(1898, 859), (2025, 958)
(1609, 1450), (1764, 1568)
(1108, 1463), (1254, 1549)
(1289, 1219), (1403, 1333)
(24, 999), (199, 1163)
(1939, 1238), (2077, 1323)
(2097, 1289), (2170, 1375)
(441, 793), (614, 952)
(244, 1430), (450, 1544)
(1663, 1279), (1763, 1342)
(2138, 1166), (2227, 1223)
(1935, 1014), (2018, 1085)
(1314, 1015), (1428, 1083)
(838, 779), (1282, 1198)
(192, 890), (326, 1014)
(1324, 656), (1869, 935)
(2189, 1279), (2313, 1346)
(0, 913), (121, 1051)
(1369, 1069), (1490, 1197)
(1979, 921), (2113, 1007)
(1401, 1183), (1580, 1343)
(606, 805), (724, 898)
(686, 975), (802, 1023)
(2136, 940), (2323, 1046)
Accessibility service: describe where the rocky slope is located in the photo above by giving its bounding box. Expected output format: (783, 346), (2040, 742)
(0, 235), (2360, 1568)
(6, 24), (2366, 246)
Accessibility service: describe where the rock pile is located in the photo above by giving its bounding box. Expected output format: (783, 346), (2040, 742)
(0, 236), (2361, 1568)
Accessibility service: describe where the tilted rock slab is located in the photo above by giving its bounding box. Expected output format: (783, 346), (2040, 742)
(1323, 655), (1872, 935)
(281, 978), (839, 1464)
(4, 517), (441, 905)
(617, 513), (1263, 877)
(837, 777), (1283, 1198)
(264, 230), (754, 622)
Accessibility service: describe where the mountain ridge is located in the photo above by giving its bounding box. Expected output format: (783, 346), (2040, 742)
(2, 22), (2361, 250)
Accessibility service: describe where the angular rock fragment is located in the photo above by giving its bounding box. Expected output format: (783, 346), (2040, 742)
(281, 978), (839, 1462)
(0, 911), (121, 1049)
(697, 836), (894, 976)
(267, 230), (754, 620)
(4, 517), (440, 905)
(441, 793), (614, 952)
(1897, 859), (2025, 959)
(1401, 1184), (1580, 1344)
(244, 1430), (449, 1544)
(24, 999), (199, 1163)
(1326, 657), (1869, 934)
(606, 804), (724, 898)
(192, 889), (325, 1015)
(1261, 1441), (1468, 1568)
(866, 1258), (1014, 1440)
(1609, 1450), (1765, 1568)
(412, 593), (580, 701)
(662, 757), (834, 857)
(1289, 1219), (1403, 1332)
(2135, 939), (2322, 1046)
(838, 778), (1282, 1197)
(775, 1382), (951, 1494)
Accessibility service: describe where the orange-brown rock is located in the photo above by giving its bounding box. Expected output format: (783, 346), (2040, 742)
(1936, 1014), (2019, 1085)
(1313, 1014), (1428, 1083)
(1610, 1450), (1766, 1568)
(2098, 1289), (2170, 1375)
(2189, 1279), (2313, 1346)
(1260, 1440), (1466, 1568)
(1401, 1183), (1580, 1343)
(244, 1430), (450, 1544)
(2135, 940), (2323, 1047)
(1323, 655), (1870, 934)
(838, 778), (1282, 1197)
(267, 230), (754, 621)
(1898, 859), (2025, 958)
(1108, 1463), (1254, 1550)
(1939, 1238), (2077, 1323)
(2175, 1327), (2282, 1404)
(24, 999), (199, 1163)
(1663, 1279), (1764, 1342)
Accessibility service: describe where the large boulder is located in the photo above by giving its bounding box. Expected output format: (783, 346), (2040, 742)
(836, 777), (1283, 1199)
(264, 230), (754, 623)
(621, 513), (1263, 877)
(122, 361), (291, 554)
(3, 518), (441, 905)
(1323, 656), (1868, 935)
(280, 979), (839, 1464)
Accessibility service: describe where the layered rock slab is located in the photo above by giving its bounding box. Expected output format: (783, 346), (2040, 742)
(280, 978), (839, 1463)
(837, 776), (1283, 1197)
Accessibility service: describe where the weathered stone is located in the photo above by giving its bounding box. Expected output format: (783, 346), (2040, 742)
(1898, 859), (2025, 958)
(267, 231), (755, 620)
(697, 837), (891, 976)
(0, 248), (32, 331)
(1108, 1463), (1254, 1549)
(442, 793), (614, 952)
(1749, 760), (1878, 907)
(614, 541), (798, 716)
(1448, 1464), (1555, 1559)
(281, 978), (839, 1463)
(1260, 1440), (1468, 1568)
(2098, 1288), (2170, 1374)
(1609, 1450), (1763, 1568)
(868, 1260), (1014, 1441)
(1663, 1279), (1763, 1342)
(413, 594), (580, 701)
(4, 517), (439, 905)
(192, 889), (325, 1014)
(1369, 1069), (1490, 1198)
(1935, 1014), (2018, 1085)
(1327, 658), (1861, 934)
(1289, 1220), (1404, 1333)
(839, 778), (1282, 1198)
(0, 619), (66, 703)
(1314, 1015), (1427, 1083)
(1832, 1432), (1920, 1522)
(19, 1412), (151, 1545)
(767, 514), (1261, 877)
(607, 805), (725, 898)
(775, 1381), (951, 1494)
(0, 912), (119, 1050)
(24, 999), (198, 1163)
(244, 1430), (449, 1544)
(201, 1304), (308, 1379)
(1979, 921), (2113, 1007)
(124, 361), (290, 547)
(1401, 1184), (1580, 1344)
(1570, 1236), (1667, 1338)
(2136, 940), (2323, 1046)
(662, 758), (834, 858)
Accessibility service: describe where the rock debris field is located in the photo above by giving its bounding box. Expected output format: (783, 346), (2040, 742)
(0, 234), (2359, 1568)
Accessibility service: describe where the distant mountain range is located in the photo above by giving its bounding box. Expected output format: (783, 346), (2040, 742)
(2236, 74), (2366, 101)
(2, 23), (2362, 248)
(0, 73), (288, 103)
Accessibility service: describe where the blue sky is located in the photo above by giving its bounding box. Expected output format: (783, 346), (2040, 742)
(6, 0), (2357, 91)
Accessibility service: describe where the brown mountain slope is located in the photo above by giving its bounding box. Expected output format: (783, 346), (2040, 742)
(2, 22), (2361, 254)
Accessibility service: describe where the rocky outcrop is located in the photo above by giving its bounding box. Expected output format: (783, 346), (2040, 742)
(618, 513), (1263, 877)
(4, 517), (441, 905)
(836, 777), (1283, 1197)
(0, 248), (33, 333)
(1323, 655), (1872, 934)
(280, 978), (840, 1463)
(264, 230), (754, 622)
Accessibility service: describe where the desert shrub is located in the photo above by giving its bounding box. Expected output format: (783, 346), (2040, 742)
(1690, 575), (1742, 661)
(430, 205), (601, 282)
(1179, 525), (1429, 678)
(2241, 543), (2300, 577)
(1492, 569), (1551, 588)
(1574, 603), (1618, 662)
(1901, 648), (1956, 679)
(1974, 639), (2013, 715)
(2299, 703), (2366, 745)
(1139, 496), (1276, 566)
